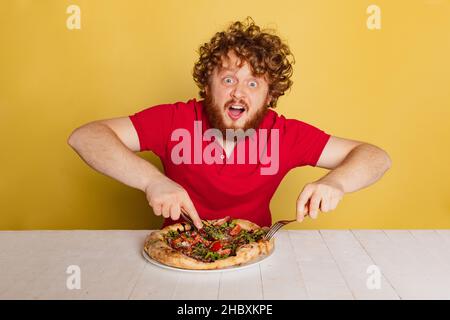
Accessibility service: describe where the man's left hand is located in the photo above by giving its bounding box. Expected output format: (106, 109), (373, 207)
(296, 179), (345, 222)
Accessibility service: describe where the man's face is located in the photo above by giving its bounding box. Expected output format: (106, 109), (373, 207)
(204, 50), (271, 136)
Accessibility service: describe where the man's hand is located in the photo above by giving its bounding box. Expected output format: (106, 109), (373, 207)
(144, 175), (203, 229)
(296, 179), (344, 222)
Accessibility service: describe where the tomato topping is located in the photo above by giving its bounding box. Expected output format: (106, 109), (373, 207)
(211, 241), (223, 252)
(229, 224), (242, 236)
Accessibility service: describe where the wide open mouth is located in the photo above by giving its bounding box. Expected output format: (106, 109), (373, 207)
(226, 104), (247, 121)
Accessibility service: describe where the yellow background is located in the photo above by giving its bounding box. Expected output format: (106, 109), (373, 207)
(1, 0), (449, 230)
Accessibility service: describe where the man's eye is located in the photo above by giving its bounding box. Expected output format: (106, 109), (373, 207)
(223, 77), (234, 84)
(249, 81), (258, 88)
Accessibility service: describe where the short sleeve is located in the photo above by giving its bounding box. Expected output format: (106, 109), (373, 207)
(284, 118), (331, 169)
(128, 103), (176, 159)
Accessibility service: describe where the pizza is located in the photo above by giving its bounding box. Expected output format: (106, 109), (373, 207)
(144, 216), (274, 270)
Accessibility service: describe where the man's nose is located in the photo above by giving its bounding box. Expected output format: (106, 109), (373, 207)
(230, 83), (246, 101)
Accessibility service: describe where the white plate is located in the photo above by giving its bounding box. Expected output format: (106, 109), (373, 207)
(142, 247), (275, 273)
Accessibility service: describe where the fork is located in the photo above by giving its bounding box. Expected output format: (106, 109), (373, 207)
(264, 215), (309, 240)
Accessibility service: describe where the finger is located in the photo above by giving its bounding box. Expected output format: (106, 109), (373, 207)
(161, 203), (170, 219)
(152, 203), (162, 216)
(303, 199), (311, 218)
(182, 197), (203, 229)
(320, 197), (330, 213)
(297, 187), (314, 221)
(297, 199), (311, 222)
(170, 203), (181, 221)
(329, 196), (341, 211)
(308, 192), (322, 219)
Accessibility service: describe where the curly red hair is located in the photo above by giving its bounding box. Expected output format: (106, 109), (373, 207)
(193, 17), (295, 108)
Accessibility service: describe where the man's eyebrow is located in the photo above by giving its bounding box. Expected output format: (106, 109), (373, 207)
(218, 66), (237, 73)
(217, 66), (260, 78)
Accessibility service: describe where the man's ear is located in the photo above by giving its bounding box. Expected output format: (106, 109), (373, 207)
(265, 94), (273, 107)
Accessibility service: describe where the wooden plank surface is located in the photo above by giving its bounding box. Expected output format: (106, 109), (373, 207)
(218, 264), (263, 300)
(353, 230), (450, 299)
(0, 230), (449, 299)
(288, 230), (354, 299)
(321, 230), (399, 299)
(259, 232), (308, 299)
(0, 231), (148, 299)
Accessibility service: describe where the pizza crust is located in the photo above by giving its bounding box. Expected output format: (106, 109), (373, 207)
(144, 220), (274, 270)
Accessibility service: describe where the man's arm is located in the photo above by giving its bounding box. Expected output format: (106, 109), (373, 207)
(68, 117), (160, 192)
(296, 136), (392, 221)
(67, 117), (203, 228)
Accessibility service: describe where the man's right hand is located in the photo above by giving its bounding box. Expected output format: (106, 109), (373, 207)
(144, 175), (203, 229)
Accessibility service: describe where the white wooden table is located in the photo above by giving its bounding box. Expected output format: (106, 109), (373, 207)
(1, 230), (450, 300)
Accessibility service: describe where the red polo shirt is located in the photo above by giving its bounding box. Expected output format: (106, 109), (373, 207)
(129, 98), (331, 228)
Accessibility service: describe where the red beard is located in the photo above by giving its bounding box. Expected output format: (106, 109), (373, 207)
(203, 94), (269, 137)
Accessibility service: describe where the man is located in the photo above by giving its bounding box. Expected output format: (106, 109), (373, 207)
(68, 18), (391, 230)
